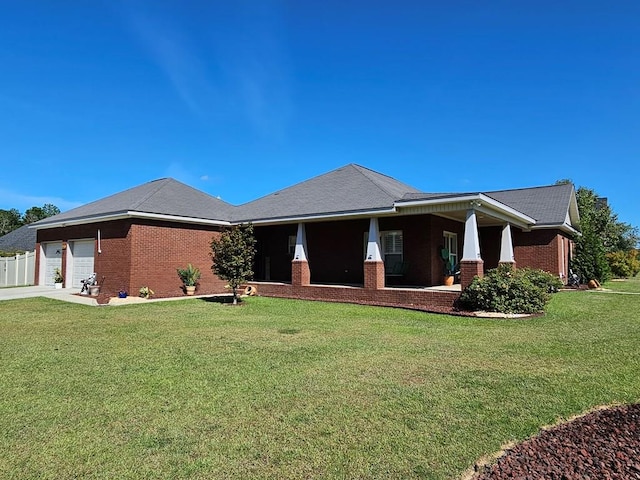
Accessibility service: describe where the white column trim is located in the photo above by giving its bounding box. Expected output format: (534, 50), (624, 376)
(499, 223), (515, 263)
(293, 223), (308, 261)
(365, 218), (382, 261)
(462, 207), (482, 261)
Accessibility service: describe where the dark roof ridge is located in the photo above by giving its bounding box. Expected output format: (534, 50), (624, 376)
(350, 164), (413, 195)
(130, 178), (172, 211)
(483, 182), (573, 195)
(235, 164), (370, 207)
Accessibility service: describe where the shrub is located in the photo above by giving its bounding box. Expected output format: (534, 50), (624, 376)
(459, 264), (559, 314)
(177, 263), (201, 287)
(519, 267), (564, 293)
(606, 250), (640, 278)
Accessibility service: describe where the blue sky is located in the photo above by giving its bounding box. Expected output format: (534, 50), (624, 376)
(1, 1), (638, 228)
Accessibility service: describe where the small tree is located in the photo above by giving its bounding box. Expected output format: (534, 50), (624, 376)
(0, 209), (21, 236)
(210, 224), (256, 304)
(22, 204), (60, 224)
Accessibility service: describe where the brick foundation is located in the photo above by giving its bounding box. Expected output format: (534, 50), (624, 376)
(460, 260), (484, 289)
(253, 282), (459, 312)
(291, 260), (310, 286)
(364, 261), (385, 289)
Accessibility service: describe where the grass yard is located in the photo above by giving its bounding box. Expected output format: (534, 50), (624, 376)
(1, 277), (639, 479)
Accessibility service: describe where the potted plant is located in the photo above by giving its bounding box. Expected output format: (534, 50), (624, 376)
(139, 286), (154, 299)
(118, 288), (128, 298)
(440, 248), (456, 286)
(53, 268), (64, 289)
(177, 263), (201, 296)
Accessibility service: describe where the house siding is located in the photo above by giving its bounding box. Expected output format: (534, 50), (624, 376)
(36, 219), (228, 302)
(36, 220), (133, 295)
(512, 228), (570, 278)
(34, 217), (572, 306)
(128, 220), (227, 299)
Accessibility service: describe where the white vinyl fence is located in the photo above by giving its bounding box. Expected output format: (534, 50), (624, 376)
(0, 251), (36, 287)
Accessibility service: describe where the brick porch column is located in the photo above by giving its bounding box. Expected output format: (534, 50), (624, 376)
(291, 223), (310, 286)
(460, 205), (483, 289)
(364, 217), (385, 289)
(364, 261), (385, 290)
(498, 223), (516, 269)
(292, 260), (311, 286)
(460, 260), (484, 289)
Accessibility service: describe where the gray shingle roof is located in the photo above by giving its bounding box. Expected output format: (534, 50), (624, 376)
(484, 183), (575, 225)
(400, 192), (476, 201)
(399, 184), (576, 226)
(33, 178), (235, 227)
(233, 164), (420, 222)
(0, 225), (36, 252)
(29, 165), (577, 230)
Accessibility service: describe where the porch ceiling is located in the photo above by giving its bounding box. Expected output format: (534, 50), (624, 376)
(396, 197), (535, 229)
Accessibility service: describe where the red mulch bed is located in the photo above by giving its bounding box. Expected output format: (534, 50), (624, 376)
(471, 403), (640, 479)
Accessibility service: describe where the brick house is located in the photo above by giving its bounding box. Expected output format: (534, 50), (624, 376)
(32, 164), (579, 308)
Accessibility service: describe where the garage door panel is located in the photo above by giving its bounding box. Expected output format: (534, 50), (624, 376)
(72, 241), (95, 288)
(44, 242), (62, 286)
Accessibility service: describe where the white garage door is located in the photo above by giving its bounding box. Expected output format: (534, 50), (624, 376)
(43, 242), (63, 286)
(71, 240), (95, 288)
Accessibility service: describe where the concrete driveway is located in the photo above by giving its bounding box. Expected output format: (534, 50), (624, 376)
(0, 286), (97, 305)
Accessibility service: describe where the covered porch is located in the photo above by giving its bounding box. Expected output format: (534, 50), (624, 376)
(250, 195), (534, 309)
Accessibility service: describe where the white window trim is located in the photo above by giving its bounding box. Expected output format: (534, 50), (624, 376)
(443, 231), (458, 267)
(288, 235), (296, 257)
(382, 230), (403, 274)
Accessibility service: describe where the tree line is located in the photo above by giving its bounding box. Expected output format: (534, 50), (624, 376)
(568, 183), (639, 282)
(0, 204), (60, 236)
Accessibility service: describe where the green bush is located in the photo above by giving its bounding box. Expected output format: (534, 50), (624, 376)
(459, 264), (560, 314)
(607, 249), (640, 278)
(518, 267), (564, 293)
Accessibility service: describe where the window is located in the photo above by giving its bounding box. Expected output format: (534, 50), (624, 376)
(288, 235), (296, 257)
(382, 230), (403, 272)
(443, 231), (458, 267)
(363, 230), (404, 272)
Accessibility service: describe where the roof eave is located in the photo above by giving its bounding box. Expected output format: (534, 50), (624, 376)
(395, 194), (536, 228)
(234, 207), (398, 226)
(30, 211), (231, 229)
(530, 223), (580, 235)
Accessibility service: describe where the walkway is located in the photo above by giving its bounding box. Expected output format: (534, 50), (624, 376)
(0, 285), (231, 306)
(0, 286), (97, 305)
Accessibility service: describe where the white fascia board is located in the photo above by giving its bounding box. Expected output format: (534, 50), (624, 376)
(30, 211), (231, 229)
(395, 194), (536, 227)
(531, 223), (579, 236)
(240, 207), (398, 226)
(130, 211), (231, 226)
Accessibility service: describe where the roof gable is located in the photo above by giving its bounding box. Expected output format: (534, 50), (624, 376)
(484, 183), (576, 226)
(234, 164), (420, 222)
(33, 178), (235, 227)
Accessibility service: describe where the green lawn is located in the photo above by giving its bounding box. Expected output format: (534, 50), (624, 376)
(1, 278), (639, 479)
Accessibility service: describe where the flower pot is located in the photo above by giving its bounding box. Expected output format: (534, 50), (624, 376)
(443, 275), (454, 286)
(89, 285), (100, 296)
(54, 283), (63, 289)
(185, 286), (196, 296)
(118, 292), (127, 298)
